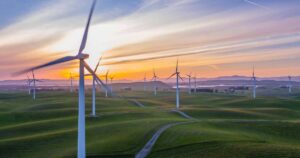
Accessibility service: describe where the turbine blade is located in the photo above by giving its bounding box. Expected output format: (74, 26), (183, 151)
(94, 56), (102, 72)
(78, 0), (97, 54)
(179, 75), (184, 81)
(167, 73), (176, 80)
(13, 56), (78, 76)
(83, 61), (110, 92)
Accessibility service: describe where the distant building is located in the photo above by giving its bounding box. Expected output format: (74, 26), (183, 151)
(231, 86), (249, 90)
(121, 87), (132, 91)
(192, 88), (214, 93)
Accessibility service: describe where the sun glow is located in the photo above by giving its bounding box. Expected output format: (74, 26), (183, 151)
(0, 0), (300, 80)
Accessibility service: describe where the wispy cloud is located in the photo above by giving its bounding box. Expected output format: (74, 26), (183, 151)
(244, 0), (270, 10)
(0, 0), (300, 80)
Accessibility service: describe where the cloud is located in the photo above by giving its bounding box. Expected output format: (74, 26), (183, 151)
(244, 0), (270, 10)
(1, 0), (300, 79)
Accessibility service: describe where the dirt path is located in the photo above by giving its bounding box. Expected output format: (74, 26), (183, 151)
(130, 99), (145, 108)
(135, 109), (195, 158)
(135, 122), (188, 158)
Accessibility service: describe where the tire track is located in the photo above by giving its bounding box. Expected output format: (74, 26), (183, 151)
(135, 107), (195, 158)
(135, 122), (189, 158)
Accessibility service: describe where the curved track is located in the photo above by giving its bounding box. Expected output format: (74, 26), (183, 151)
(135, 122), (188, 158)
(135, 108), (195, 158)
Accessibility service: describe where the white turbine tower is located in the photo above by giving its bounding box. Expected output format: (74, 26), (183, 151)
(69, 73), (74, 93)
(167, 60), (184, 109)
(109, 75), (115, 94)
(32, 71), (36, 100)
(193, 75), (197, 93)
(104, 70), (109, 97)
(13, 1), (109, 157)
(31, 70), (41, 100)
(152, 69), (158, 96)
(186, 73), (192, 95)
(91, 57), (101, 117)
(143, 73), (147, 91)
(288, 76), (292, 94)
(26, 74), (32, 95)
(252, 67), (257, 99)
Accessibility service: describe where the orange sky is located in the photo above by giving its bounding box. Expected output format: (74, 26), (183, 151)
(0, 0), (300, 80)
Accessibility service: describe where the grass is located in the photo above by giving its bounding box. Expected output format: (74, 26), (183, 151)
(0, 88), (299, 157)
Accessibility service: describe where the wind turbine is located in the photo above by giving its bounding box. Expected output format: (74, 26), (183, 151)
(109, 75), (115, 93)
(13, 1), (106, 157)
(252, 67), (257, 99)
(288, 76), (292, 94)
(69, 72), (74, 93)
(26, 74), (32, 95)
(186, 73), (192, 94)
(31, 70), (42, 100)
(167, 60), (184, 109)
(90, 56), (101, 117)
(152, 69), (158, 96)
(193, 74), (197, 93)
(143, 73), (147, 91)
(104, 70), (109, 97)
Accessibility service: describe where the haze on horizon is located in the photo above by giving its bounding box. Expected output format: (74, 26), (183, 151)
(0, 0), (300, 81)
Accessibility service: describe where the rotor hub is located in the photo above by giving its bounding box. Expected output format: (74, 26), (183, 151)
(78, 53), (89, 59)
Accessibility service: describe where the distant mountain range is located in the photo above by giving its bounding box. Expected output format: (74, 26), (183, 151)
(210, 75), (300, 81)
(0, 75), (299, 88)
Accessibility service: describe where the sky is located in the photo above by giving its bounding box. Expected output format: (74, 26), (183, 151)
(0, 0), (300, 81)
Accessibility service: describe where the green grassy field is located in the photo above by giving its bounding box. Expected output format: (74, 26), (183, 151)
(0, 89), (299, 158)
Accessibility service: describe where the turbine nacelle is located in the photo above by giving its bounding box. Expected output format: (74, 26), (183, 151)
(77, 53), (89, 59)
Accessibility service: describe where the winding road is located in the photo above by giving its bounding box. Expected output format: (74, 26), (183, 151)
(130, 99), (145, 108)
(135, 122), (189, 158)
(135, 106), (195, 158)
(172, 109), (195, 120)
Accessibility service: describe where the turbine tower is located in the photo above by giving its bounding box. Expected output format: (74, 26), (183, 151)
(91, 57), (101, 117)
(13, 1), (108, 157)
(69, 72), (74, 93)
(167, 59), (184, 109)
(104, 70), (109, 97)
(193, 74), (197, 93)
(288, 76), (292, 94)
(109, 75), (114, 93)
(31, 70), (41, 100)
(143, 73), (147, 91)
(26, 74), (32, 95)
(186, 73), (192, 94)
(152, 69), (158, 96)
(32, 71), (36, 100)
(252, 67), (257, 99)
